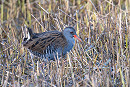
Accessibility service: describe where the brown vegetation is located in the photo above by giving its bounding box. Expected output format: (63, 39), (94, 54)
(0, 0), (129, 87)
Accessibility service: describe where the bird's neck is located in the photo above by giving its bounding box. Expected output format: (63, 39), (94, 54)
(63, 35), (75, 55)
(63, 34), (75, 44)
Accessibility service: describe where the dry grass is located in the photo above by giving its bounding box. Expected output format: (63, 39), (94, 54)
(0, 0), (129, 87)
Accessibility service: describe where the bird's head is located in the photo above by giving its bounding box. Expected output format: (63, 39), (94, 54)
(63, 27), (82, 42)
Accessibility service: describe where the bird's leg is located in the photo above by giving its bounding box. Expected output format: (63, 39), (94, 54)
(30, 53), (35, 73)
(42, 58), (49, 70)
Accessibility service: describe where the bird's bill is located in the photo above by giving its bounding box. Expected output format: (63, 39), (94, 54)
(73, 35), (82, 42)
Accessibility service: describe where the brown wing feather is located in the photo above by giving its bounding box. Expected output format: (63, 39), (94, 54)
(23, 31), (67, 54)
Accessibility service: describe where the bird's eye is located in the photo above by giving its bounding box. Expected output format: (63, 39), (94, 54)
(70, 32), (73, 33)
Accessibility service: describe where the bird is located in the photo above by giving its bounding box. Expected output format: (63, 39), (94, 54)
(22, 27), (81, 61)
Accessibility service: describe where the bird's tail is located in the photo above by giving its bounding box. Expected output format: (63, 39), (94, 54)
(22, 25), (34, 45)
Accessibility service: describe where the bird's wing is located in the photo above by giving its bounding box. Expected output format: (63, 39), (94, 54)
(23, 31), (67, 54)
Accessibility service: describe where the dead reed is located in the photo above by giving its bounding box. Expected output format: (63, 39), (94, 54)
(0, 0), (129, 87)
